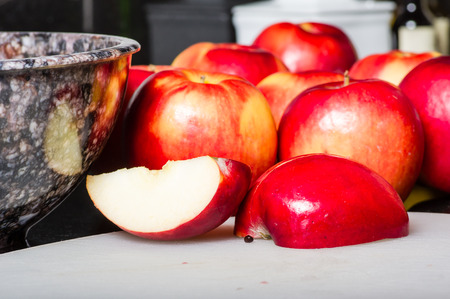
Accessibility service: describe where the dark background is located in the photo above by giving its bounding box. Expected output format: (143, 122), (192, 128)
(0, 0), (261, 65)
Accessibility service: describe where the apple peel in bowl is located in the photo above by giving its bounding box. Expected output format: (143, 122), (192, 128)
(86, 156), (251, 241)
(234, 154), (409, 249)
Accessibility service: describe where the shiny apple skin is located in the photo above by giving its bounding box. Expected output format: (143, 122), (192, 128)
(252, 22), (357, 73)
(128, 157), (251, 241)
(256, 70), (344, 128)
(125, 68), (278, 183)
(171, 42), (288, 85)
(349, 50), (441, 86)
(234, 154), (409, 249)
(278, 79), (424, 200)
(399, 56), (450, 193)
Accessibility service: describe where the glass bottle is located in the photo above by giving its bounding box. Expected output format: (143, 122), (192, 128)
(392, 0), (437, 52)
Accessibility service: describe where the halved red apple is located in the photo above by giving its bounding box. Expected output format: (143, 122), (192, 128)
(234, 154), (409, 249)
(86, 156), (251, 240)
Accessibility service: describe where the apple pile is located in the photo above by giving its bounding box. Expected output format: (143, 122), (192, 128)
(87, 20), (450, 249)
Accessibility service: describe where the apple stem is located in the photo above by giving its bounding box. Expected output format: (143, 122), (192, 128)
(343, 70), (350, 87)
(200, 75), (206, 83)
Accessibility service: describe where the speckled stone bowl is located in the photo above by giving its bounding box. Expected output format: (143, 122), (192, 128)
(0, 32), (140, 250)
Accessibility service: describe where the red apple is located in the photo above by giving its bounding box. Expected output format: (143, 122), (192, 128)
(125, 68), (278, 183)
(171, 42), (288, 85)
(252, 22), (357, 73)
(349, 50), (441, 86)
(278, 79), (424, 200)
(87, 156), (251, 240)
(234, 154), (409, 249)
(399, 56), (450, 193)
(256, 70), (344, 128)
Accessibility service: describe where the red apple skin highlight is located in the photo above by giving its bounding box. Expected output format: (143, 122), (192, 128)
(278, 79), (424, 200)
(234, 154), (409, 249)
(400, 56), (450, 193)
(127, 158), (252, 241)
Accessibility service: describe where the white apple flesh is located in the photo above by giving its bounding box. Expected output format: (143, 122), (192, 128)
(86, 156), (251, 240)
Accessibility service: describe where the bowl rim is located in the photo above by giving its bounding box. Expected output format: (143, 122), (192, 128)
(0, 31), (141, 71)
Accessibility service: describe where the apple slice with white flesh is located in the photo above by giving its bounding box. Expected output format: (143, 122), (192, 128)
(86, 156), (251, 240)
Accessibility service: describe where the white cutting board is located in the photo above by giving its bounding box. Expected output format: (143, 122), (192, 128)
(1, 212), (450, 298)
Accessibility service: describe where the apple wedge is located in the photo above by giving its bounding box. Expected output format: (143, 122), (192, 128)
(234, 154), (409, 249)
(86, 156), (251, 240)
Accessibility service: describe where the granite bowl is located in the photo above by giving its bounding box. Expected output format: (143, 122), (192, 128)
(0, 32), (140, 251)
